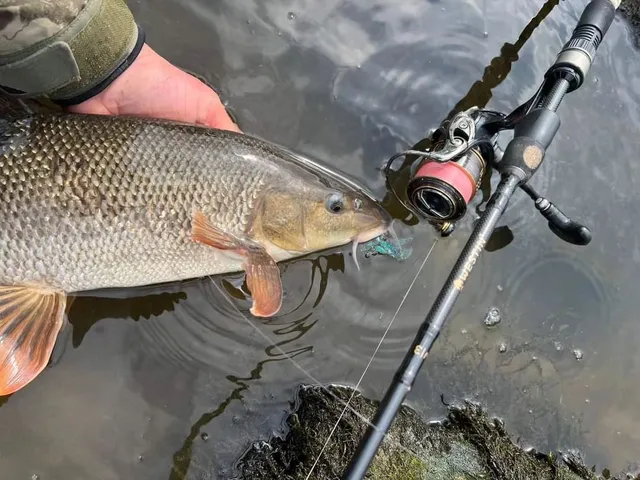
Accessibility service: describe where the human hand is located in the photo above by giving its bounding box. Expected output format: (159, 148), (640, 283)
(68, 44), (240, 132)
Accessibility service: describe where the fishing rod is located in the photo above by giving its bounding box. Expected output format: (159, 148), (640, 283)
(343, 0), (619, 477)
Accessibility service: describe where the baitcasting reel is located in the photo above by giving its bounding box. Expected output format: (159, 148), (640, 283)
(386, 103), (593, 246)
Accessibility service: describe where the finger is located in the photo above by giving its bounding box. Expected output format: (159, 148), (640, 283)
(180, 67), (242, 132)
(197, 92), (242, 132)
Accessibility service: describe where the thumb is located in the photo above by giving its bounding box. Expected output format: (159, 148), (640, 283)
(198, 93), (242, 132)
(182, 69), (242, 133)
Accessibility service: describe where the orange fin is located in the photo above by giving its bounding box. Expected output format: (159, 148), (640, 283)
(191, 211), (283, 317)
(245, 251), (283, 317)
(192, 211), (240, 250)
(0, 285), (66, 396)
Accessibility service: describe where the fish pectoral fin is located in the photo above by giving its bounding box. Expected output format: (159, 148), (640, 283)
(0, 285), (66, 396)
(192, 211), (239, 250)
(191, 211), (283, 318)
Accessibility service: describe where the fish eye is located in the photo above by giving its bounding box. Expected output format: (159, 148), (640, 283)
(326, 192), (345, 213)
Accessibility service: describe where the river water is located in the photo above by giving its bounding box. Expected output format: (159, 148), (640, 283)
(1, 0), (640, 478)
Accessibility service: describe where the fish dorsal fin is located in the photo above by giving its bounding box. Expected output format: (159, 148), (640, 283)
(192, 211), (283, 317)
(0, 285), (66, 396)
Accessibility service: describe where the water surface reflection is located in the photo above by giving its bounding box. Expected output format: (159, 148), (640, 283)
(1, 0), (639, 478)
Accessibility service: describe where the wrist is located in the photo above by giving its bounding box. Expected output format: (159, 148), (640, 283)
(0, 0), (142, 104)
(55, 23), (146, 107)
(68, 44), (241, 132)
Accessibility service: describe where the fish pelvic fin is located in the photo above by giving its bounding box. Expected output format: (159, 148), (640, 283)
(192, 211), (283, 317)
(0, 285), (66, 396)
(244, 250), (283, 317)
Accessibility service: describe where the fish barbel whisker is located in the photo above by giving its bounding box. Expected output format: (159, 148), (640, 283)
(351, 240), (361, 271)
(350, 220), (399, 271)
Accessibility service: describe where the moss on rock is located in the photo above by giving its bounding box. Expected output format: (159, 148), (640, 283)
(621, 0), (640, 48)
(234, 384), (621, 480)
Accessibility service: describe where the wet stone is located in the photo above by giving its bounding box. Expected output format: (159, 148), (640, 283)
(499, 343), (508, 354)
(620, 1), (640, 48)
(484, 307), (501, 328)
(573, 349), (584, 361)
(235, 384), (599, 480)
(201, 432), (210, 442)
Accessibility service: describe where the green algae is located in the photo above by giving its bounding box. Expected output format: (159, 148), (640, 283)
(234, 385), (631, 480)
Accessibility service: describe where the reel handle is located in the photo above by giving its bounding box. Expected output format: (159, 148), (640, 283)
(521, 184), (592, 246)
(536, 198), (592, 245)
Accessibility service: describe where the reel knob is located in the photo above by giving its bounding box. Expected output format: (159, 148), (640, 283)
(534, 197), (592, 246)
(521, 184), (592, 246)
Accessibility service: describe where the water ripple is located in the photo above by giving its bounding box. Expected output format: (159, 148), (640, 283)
(4, 0), (640, 478)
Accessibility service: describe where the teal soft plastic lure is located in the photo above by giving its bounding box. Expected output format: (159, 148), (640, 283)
(361, 234), (412, 261)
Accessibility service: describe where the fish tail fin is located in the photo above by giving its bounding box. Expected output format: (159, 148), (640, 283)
(0, 285), (66, 396)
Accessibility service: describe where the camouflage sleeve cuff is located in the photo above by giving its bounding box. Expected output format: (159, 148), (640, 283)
(0, 0), (144, 105)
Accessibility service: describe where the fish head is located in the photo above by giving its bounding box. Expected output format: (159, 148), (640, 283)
(254, 182), (391, 256)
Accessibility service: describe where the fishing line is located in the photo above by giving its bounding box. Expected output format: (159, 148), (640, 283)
(209, 279), (378, 430)
(208, 277), (430, 468)
(206, 240), (438, 474)
(304, 238), (437, 480)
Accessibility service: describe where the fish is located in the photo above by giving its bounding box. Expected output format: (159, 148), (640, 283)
(0, 113), (391, 396)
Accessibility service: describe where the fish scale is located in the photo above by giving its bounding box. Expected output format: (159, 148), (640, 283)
(0, 112), (390, 396)
(0, 114), (305, 292)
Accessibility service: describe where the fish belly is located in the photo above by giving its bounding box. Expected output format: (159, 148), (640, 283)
(0, 210), (246, 292)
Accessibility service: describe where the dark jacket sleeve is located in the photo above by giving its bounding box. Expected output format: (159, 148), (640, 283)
(0, 0), (144, 105)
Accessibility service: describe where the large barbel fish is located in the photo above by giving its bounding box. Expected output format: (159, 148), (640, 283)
(0, 113), (390, 395)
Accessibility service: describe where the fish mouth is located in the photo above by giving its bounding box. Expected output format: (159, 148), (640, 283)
(350, 223), (391, 271)
(353, 224), (389, 245)
(348, 198), (393, 270)
(353, 204), (393, 245)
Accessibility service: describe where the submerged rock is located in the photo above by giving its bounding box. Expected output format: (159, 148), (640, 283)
(234, 384), (612, 480)
(483, 307), (502, 328)
(621, 0), (640, 48)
